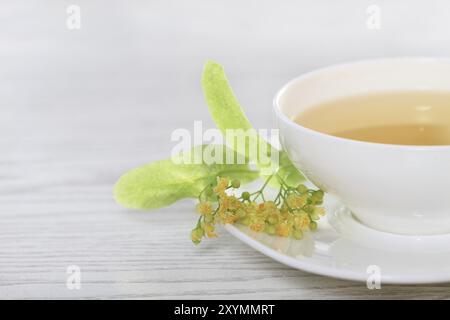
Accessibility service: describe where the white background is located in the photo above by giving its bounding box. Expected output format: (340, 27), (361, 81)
(1, 0), (450, 298)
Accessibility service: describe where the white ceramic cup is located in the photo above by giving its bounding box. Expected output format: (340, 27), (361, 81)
(274, 57), (450, 235)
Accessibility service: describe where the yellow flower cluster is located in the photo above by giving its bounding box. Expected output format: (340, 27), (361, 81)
(191, 176), (325, 245)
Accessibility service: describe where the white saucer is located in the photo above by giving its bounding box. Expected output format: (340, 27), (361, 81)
(224, 195), (450, 284)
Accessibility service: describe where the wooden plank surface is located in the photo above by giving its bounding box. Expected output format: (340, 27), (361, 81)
(0, 1), (449, 299)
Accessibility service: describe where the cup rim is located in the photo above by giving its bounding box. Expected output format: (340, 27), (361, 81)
(273, 56), (450, 150)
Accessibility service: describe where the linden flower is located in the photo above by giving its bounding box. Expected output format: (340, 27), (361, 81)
(226, 196), (242, 211)
(196, 201), (213, 215)
(242, 203), (257, 218)
(294, 214), (310, 230)
(236, 208), (247, 219)
(311, 190), (325, 203)
(218, 177), (229, 188)
(204, 224), (217, 238)
(314, 207), (326, 216)
(219, 195), (231, 210)
(213, 189), (226, 199)
(249, 220), (265, 232)
(191, 227), (204, 245)
(264, 224), (276, 235)
(221, 212), (239, 224)
(191, 174), (326, 245)
(279, 207), (289, 215)
(286, 194), (307, 209)
(240, 216), (251, 226)
(267, 213), (279, 225)
(246, 201), (258, 212)
(276, 222), (291, 237)
(263, 201), (277, 210)
(293, 229), (303, 240)
(204, 213), (215, 224)
(296, 184), (309, 194)
(257, 201), (277, 216)
(285, 195), (296, 208)
(213, 177), (229, 194)
(217, 196), (240, 217)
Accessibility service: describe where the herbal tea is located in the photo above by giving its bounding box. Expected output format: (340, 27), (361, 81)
(293, 91), (450, 145)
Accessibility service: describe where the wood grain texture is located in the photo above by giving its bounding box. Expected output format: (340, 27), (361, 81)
(1, 1), (449, 299)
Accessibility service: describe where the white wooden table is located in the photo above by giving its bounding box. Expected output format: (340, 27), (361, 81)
(1, 1), (449, 299)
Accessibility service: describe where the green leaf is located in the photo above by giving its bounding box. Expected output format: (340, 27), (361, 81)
(202, 61), (254, 134)
(201, 60), (305, 185)
(202, 62), (268, 162)
(114, 145), (259, 210)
